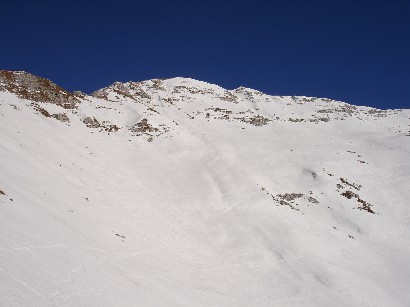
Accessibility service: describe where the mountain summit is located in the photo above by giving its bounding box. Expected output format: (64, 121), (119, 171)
(1, 70), (409, 306)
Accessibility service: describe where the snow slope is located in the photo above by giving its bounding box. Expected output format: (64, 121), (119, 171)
(0, 71), (410, 306)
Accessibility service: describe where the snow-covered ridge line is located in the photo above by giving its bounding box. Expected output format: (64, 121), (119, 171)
(1, 69), (394, 111)
(1, 69), (408, 143)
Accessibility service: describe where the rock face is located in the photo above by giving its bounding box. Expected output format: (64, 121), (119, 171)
(0, 70), (79, 109)
(0, 71), (410, 306)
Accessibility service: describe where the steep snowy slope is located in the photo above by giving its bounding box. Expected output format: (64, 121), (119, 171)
(0, 71), (409, 306)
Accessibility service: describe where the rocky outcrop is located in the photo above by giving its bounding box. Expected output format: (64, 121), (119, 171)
(0, 70), (79, 109)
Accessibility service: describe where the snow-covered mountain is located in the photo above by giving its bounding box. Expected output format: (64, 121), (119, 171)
(1, 70), (409, 306)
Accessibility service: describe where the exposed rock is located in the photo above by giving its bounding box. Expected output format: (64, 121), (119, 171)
(51, 113), (70, 122)
(82, 116), (119, 132)
(83, 116), (100, 128)
(0, 70), (79, 109)
(130, 118), (159, 134)
(73, 91), (86, 98)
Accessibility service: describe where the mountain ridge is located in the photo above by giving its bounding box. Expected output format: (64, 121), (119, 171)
(0, 69), (409, 306)
(3, 70), (401, 111)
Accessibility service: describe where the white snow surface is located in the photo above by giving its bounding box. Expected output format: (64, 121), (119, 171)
(1, 75), (410, 306)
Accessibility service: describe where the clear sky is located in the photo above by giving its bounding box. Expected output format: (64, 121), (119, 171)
(1, 0), (409, 109)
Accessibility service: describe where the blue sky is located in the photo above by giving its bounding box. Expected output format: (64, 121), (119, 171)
(1, 0), (409, 109)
